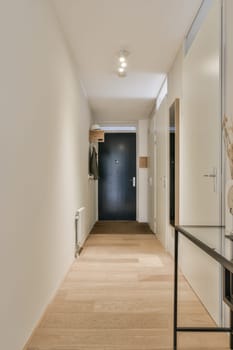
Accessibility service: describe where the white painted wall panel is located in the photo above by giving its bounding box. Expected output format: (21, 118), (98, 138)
(0, 1), (96, 349)
(155, 98), (168, 248)
(137, 120), (148, 222)
(148, 116), (156, 232)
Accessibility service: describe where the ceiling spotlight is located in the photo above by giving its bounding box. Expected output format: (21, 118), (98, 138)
(119, 56), (126, 63)
(120, 61), (127, 68)
(118, 67), (125, 73)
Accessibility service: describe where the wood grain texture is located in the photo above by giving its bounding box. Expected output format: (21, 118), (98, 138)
(26, 228), (229, 350)
(89, 130), (104, 143)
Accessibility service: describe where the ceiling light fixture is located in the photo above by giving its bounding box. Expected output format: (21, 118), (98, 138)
(117, 50), (129, 78)
(120, 61), (127, 68)
(118, 68), (126, 77)
(119, 56), (126, 63)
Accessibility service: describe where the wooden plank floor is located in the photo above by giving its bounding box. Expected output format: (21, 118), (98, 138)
(26, 229), (229, 350)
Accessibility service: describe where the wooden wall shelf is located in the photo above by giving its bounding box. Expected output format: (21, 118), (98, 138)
(89, 130), (104, 143)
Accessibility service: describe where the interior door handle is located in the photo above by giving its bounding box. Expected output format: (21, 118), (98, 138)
(203, 174), (216, 177)
(203, 168), (217, 192)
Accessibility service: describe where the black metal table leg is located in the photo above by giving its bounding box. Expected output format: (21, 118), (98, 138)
(173, 225), (233, 348)
(230, 310), (233, 349)
(173, 229), (179, 349)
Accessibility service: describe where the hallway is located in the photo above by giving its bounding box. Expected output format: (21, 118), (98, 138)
(1, 1), (233, 349)
(26, 224), (228, 350)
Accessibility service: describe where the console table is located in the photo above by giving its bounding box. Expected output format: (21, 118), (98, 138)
(173, 225), (233, 349)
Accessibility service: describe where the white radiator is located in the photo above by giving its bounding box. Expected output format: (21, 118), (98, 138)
(75, 207), (87, 256)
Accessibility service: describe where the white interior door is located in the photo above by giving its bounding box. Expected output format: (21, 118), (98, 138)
(180, 0), (222, 325)
(181, 0), (221, 225)
(181, 1), (221, 225)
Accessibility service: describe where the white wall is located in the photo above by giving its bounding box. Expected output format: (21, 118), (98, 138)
(154, 98), (169, 247)
(148, 116), (156, 231)
(148, 49), (183, 247)
(0, 1), (96, 349)
(167, 48), (184, 108)
(137, 119), (148, 222)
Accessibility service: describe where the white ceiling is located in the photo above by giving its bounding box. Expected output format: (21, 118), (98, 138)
(52, 0), (202, 122)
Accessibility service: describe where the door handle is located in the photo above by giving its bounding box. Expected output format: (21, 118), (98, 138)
(130, 177), (136, 187)
(203, 167), (217, 192)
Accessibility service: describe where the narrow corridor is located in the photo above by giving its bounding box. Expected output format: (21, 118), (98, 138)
(26, 223), (228, 350)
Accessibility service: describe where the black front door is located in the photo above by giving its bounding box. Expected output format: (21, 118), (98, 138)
(98, 133), (136, 220)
